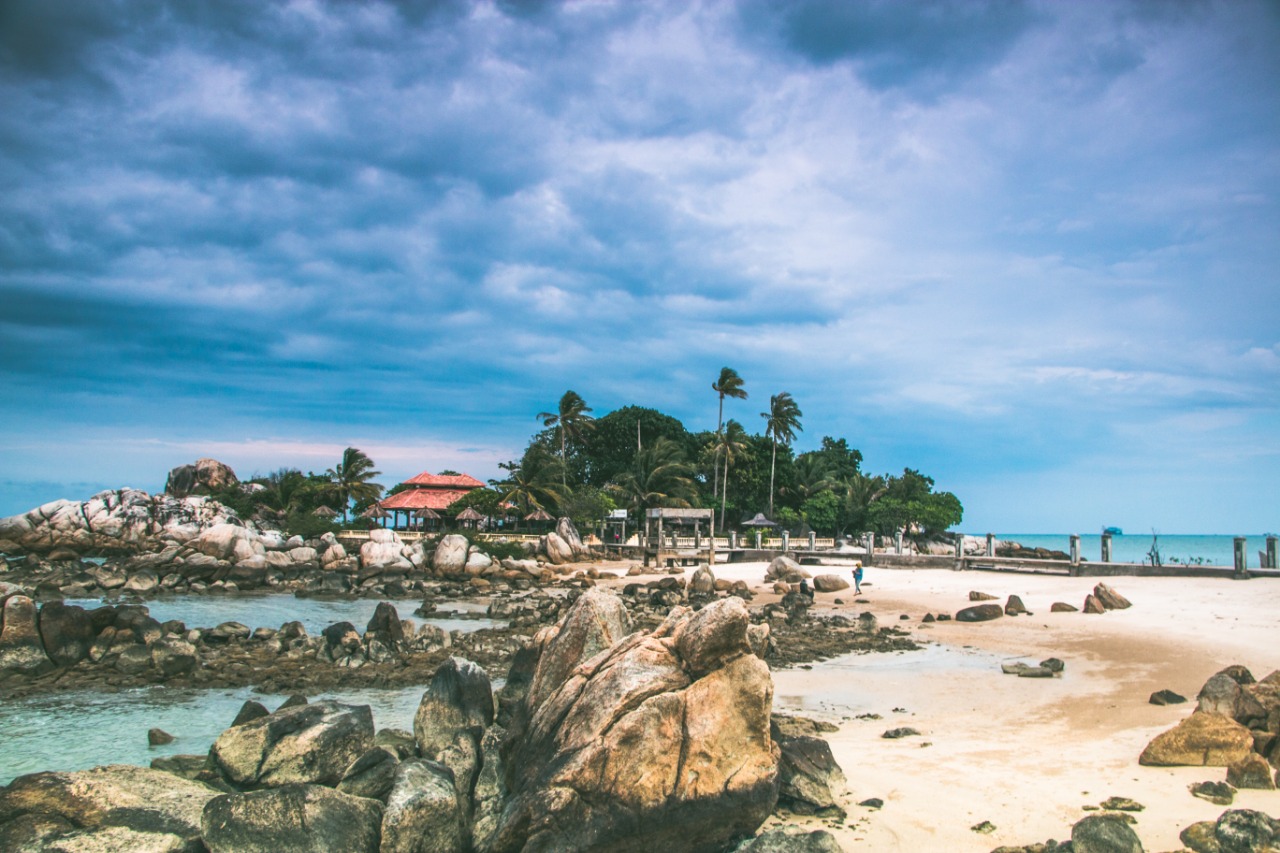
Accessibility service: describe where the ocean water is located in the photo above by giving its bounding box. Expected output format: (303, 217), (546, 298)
(63, 593), (503, 635)
(996, 533), (1276, 568)
(0, 685), (427, 785)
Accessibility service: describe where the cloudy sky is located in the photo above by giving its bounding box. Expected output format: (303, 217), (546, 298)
(1, 0), (1277, 533)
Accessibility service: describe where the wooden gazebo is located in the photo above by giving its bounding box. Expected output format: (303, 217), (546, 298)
(643, 507), (714, 568)
(455, 506), (485, 530)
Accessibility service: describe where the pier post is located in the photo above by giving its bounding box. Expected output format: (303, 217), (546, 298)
(1101, 533), (1112, 563)
(864, 532), (874, 566)
(729, 531), (737, 550)
(953, 535), (964, 570)
(1266, 536), (1277, 570)
(781, 530), (790, 552)
(985, 533), (995, 557)
(754, 531), (761, 550)
(1234, 537), (1248, 578)
(1070, 535), (1080, 566)
(693, 523), (701, 550)
(808, 531), (816, 551)
(895, 530), (904, 554)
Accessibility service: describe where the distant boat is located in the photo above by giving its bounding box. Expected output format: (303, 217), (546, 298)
(1103, 526), (1123, 535)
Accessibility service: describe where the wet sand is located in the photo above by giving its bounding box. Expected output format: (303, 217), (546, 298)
(632, 563), (1280, 851)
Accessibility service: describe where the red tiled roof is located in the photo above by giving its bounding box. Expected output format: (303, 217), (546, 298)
(381, 489), (474, 511)
(401, 471), (485, 488)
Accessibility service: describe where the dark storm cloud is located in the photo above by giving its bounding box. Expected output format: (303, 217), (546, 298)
(736, 0), (1041, 91)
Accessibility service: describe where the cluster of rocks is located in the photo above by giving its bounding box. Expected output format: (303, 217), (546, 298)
(1140, 664), (1280, 793)
(0, 588), (848, 852)
(0, 585), (198, 679)
(763, 556), (851, 595)
(993, 807), (1280, 853)
(3, 523), (605, 607)
(955, 583), (1131, 622)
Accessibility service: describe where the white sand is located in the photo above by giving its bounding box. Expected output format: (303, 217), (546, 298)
(603, 561), (1280, 850)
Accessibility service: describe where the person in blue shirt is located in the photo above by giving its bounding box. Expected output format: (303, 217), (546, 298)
(853, 562), (864, 594)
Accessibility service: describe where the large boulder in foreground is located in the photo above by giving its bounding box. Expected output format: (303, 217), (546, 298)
(1139, 710), (1255, 766)
(524, 587), (632, 712)
(0, 764), (218, 851)
(413, 656), (495, 805)
(380, 759), (465, 853)
(201, 783), (382, 853)
(210, 701), (374, 788)
(1180, 809), (1280, 853)
(491, 594), (778, 853)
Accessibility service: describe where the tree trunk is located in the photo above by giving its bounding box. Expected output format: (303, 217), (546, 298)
(768, 440), (777, 516)
(712, 396), (724, 500)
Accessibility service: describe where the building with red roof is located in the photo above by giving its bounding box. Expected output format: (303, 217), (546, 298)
(379, 471), (486, 528)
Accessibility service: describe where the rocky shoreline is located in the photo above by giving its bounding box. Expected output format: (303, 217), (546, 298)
(0, 589), (855, 852)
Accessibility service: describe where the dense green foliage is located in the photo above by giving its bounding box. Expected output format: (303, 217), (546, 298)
(501, 375), (963, 538)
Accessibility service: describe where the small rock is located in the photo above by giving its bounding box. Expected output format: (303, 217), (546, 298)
(1070, 813), (1143, 853)
(1005, 595), (1028, 616)
(1039, 658), (1065, 673)
(858, 798), (883, 809)
(1099, 796), (1143, 812)
(1018, 666), (1055, 678)
(1092, 583), (1132, 610)
(1082, 594), (1106, 614)
(956, 603), (1003, 622)
(231, 700), (270, 727)
(968, 591), (997, 601)
(971, 820), (996, 834)
(881, 727), (921, 739)
(1189, 780), (1236, 805)
(148, 728), (175, 746)
(1149, 689), (1187, 706)
(1050, 602), (1078, 612)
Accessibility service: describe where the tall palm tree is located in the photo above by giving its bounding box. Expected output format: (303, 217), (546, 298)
(536, 390), (594, 486)
(761, 392), (803, 516)
(257, 468), (307, 517)
(325, 447), (384, 522)
(607, 437), (697, 514)
(713, 419), (750, 532)
(711, 367), (748, 500)
(494, 449), (568, 517)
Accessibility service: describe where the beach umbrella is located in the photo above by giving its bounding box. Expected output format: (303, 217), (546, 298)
(740, 512), (778, 528)
(413, 508), (441, 520)
(455, 507), (485, 522)
(361, 504), (390, 519)
(312, 505), (339, 519)
(523, 509), (555, 522)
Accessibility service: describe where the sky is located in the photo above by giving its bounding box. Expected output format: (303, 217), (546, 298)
(1, 0), (1278, 534)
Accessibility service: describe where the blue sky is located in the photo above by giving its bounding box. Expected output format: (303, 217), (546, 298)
(1, 0), (1277, 534)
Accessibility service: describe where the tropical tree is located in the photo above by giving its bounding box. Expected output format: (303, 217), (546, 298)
(494, 448), (568, 516)
(537, 390), (595, 486)
(607, 437), (697, 514)
(790, 453), (835, 504)
(711, 367), (748, 500)
(712, 419), (750, 531)
(761, 392), (803, 516)
(325, 447), (384, 522)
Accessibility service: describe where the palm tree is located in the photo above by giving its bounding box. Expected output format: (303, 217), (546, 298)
(325, 447), (384, 522)
(711, 367), (748, 500)
(792, 454), (835, 504)
(536, 390), (594, 486)
(761, 392), (803, 516)
(494, 449), (568, 517)
(713, 419), (750, 532)
(607, 437), (697, 515)
(256, 468), (307, 518)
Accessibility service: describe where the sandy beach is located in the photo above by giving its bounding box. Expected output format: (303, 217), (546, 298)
(609, 563), (1280, 851)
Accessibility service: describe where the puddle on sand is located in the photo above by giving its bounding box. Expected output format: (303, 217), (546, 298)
(773, 642), (1008, 716)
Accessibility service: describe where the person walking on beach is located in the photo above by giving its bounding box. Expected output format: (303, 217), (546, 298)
(853, 562), (863, 594)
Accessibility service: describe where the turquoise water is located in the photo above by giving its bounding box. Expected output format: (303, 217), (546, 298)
(64, 594), (503, 635)
(997, 533), (1276, 568)
(0, 685), (427, 785)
